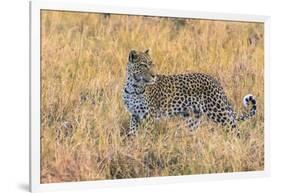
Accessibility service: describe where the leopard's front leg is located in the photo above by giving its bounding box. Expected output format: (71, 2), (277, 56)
(127, 114), (141, 136)
(127, 112), (154, 136)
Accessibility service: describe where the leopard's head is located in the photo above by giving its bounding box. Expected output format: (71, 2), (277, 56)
(126, 49), (156, 86)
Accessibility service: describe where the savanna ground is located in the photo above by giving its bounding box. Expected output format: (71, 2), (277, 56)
(40, 10), (264, 183)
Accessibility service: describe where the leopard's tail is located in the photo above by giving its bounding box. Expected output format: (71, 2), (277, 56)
(236, 94), (257, 121)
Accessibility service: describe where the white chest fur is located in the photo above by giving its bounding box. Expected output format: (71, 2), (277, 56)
(122, 91), (149, 119)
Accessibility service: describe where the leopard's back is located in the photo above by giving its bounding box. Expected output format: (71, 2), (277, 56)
(143, 73), (229, 118)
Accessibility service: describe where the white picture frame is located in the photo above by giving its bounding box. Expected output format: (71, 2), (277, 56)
(30, 1), (270, 192)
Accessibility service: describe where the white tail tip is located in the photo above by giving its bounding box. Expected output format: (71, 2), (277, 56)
(243, 94), (254, 108)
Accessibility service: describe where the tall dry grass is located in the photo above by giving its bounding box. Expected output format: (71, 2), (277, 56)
(40, 10), (264, 183)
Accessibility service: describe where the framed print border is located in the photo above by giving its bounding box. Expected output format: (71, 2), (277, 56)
(30, 1), (270, 192)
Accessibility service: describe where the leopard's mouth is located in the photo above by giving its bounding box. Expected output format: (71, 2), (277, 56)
(144, 75), (156, 85)
(133, 73), (156, 85)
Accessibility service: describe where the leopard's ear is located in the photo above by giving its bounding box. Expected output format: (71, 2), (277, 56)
(144, 49), (150, 54)
(128, 50), (138, 62)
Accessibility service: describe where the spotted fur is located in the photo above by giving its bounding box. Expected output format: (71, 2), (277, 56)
(122, 49), (257, 137)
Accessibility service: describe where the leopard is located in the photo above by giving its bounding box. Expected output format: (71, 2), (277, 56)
(122, 49), (257, 137)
